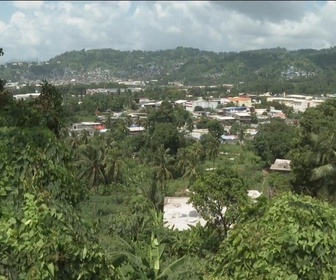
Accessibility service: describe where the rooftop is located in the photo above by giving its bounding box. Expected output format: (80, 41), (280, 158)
(270, 159), (291, 172)
(163, 197), (206, 231)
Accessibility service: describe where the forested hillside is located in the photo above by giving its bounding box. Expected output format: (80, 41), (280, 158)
(1, 46), (336, 94)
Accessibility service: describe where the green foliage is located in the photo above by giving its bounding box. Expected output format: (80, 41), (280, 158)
(252, 119), (297, 165)
(0, 81), (65, 138)
(290, 99), (336, 198)
(212, 193), (336, 279)
(189, 167), (250, 238)
(0, 128), (112, 279)
(4, 46), (336, 91)
(0, 127), (84, 206)
(206, 120), (224, 139)
(112, 233), (190, 280)
(0, 193), (111, 279)
(149, 123), (181, 155)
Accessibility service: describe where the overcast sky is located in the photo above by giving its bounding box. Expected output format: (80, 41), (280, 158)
(0, 1), (335, 63)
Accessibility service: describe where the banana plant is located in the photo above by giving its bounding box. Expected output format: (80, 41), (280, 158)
(112, 232), (189, 280)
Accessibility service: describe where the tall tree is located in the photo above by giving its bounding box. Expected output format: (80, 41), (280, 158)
(189, 167), (249, 239)
(151, 144), (174, 192)
(290, 99), (336, 198)
(252, 119), (297, 165)
(77, 144), (106, 192)
(211, 193), (336, 279)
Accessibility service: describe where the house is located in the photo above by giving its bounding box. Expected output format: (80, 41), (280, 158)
(228, 97), (252, 107)
(128, 126), (146, 135)
(221, 135), (239, 144)
(233, 112), (252, 123)
(163, 197), (206, 231)
(70, 122), (104, 135)
(13, 93), (41, 101)
(270, 159), (291, 173)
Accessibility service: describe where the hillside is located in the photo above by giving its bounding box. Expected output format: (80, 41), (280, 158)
(1, 46), (336, 93)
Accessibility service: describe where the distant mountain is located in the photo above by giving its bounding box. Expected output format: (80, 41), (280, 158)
(1, 46), (336, 91)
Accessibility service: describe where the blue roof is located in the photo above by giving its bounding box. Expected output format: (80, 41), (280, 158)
(223, 107), (246, 111)
(221, 135), (238, 140)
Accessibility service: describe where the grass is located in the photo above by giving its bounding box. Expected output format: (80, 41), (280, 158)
(165, 144), (268, 197)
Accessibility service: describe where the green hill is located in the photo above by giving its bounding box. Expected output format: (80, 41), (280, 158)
(1, 46), (336, 94)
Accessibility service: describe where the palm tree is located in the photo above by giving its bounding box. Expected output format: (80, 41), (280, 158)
(176, 148), (189, 177)
(309, 133), (336, 181)
(79, 129), (91, 145)
(104, 147), (124, 185)
(208, 135), (220, 169)
(151, 145), (174, 193)
(67, 131), (82, 150)
(183, 145), (203, 186)
(77, 144), (106, 192)
(186, 117), (194, 132)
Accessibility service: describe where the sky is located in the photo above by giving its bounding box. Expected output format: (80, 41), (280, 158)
(0, 1), (335, 63)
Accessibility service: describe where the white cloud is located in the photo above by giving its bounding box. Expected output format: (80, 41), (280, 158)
(12, 1), (44, 10)
(0, 1), (336, 63)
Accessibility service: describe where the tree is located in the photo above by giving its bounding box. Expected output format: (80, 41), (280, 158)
(34, 80), (65, 137)
(149, 123), (181, 155)
(208, 136), (220, 169)
(182, 143), (204, 185)
(0, 128), (112, 279)
(207, 120), (224, 139)
(188, 167), (249, 238)
(77, 143), (106, 192)
(151, 144), (174, 193)
(104, 146), (124, 186)
(194, 106), (204, 112)
(290, 99), (336, 198)
(201, 134), (220, 169)
(176, 147), (189, 177)
(212, 193), (336, 279)
(252, 119), (297, 165)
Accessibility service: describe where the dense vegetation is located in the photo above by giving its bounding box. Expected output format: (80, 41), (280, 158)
(2, 47), (336, 279)
(2, 46), (336, 94)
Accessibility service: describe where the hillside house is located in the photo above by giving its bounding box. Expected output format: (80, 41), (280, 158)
(270, 159), (291, 173)
(233, 112), (252, 123)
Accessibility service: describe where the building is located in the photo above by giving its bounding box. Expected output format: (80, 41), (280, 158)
(223, 106), (248, 116)
(70, 122), (104, 135)
(185, 97), (221, 112)
(164, 191), (262, 231)
(233, 112), (252, 123)
(270, 159), (291, 173)
(128, 126), (146, 135)
(13, 93), (41, 101)
(228, 97), (252, 107)
(163, 197), (206, 231)
(266, 95), (325, 112)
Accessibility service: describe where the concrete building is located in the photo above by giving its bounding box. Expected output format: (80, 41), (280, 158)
(270, 159), (291, 173)
(233, 112), (252, 123)
(185, 97), (221, 112)
(228, 97), (252, 107)
(164, 191), (262, 231)
(163, 197), (206, 231)
(70, 122), (104, 135)
(266, 95), (325, 112)
(13, 93), (41, 101)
